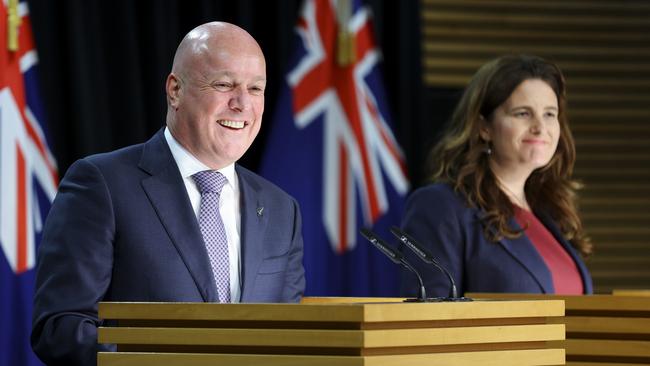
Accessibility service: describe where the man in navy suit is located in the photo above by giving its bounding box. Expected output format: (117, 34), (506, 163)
(31, 22), (305, 366)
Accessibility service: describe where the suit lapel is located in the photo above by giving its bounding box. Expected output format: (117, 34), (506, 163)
(477, 211), (554, 293)
(237, 166), (269, 302)
(497, 229), (554, 293)
(138, 129), (219, 302)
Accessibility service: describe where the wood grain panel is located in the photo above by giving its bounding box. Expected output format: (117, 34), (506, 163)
(98, 324), (564, 348)
(98, 300), (565, 366)
(98, 349), (565, 366)
(467, 293), (650, 364)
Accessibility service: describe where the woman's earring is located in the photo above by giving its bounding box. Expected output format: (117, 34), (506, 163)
(484, 143), (492, 155)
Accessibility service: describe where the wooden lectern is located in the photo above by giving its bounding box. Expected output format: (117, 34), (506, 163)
(613, 289), (650, 297)
(98, 297), (565, 365)
(467, 293), (650, 365)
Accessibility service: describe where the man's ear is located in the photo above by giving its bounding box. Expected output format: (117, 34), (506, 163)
(478, 114), (490, 141)
(166, 73), (181, 109)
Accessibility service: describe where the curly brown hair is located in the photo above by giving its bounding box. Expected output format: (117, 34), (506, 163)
(428, 54), (592, 257)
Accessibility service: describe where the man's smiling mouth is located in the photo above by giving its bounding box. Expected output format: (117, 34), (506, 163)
(218, 120), (246, 129)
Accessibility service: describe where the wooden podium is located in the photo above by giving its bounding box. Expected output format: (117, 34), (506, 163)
(98, 297), (565, 365)
(613, 289), (650, 297)
(467, 293), (650, 365)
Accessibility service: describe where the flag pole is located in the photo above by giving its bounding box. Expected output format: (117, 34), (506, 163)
(336, 0), (355, 66)
(7, 0), (22, 51)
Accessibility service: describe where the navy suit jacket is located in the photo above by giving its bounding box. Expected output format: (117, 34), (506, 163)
(400, 183), (592, 298)
(31, 129), (305, 366)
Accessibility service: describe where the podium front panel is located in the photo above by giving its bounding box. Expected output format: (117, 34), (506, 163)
(467, 293), (650, 365)
(98, 298), (565, 365)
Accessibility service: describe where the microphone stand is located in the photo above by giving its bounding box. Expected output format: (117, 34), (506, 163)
(391, 226), (472, 302)
(360, 228), (430, 302)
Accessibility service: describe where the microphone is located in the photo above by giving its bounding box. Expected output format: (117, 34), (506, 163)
(390, 226), (471, 301)
(359, 228), (428, 302)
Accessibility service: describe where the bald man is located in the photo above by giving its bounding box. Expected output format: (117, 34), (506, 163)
(31, 22), (305, 366)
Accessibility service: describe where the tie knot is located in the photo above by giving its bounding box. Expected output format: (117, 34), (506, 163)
(192, 170), (228, 194)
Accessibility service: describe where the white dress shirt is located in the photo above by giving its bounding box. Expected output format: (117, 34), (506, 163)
(164, 127), (242, 302)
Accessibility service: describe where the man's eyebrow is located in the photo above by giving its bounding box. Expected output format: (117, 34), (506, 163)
(211, 71), (234, 78)
(210, 72), (266, 83)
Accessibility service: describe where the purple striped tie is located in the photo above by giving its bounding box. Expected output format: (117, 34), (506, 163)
(192, 170), (230, 303)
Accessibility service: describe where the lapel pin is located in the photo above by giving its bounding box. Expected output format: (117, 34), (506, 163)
(256, 207), (264, 216)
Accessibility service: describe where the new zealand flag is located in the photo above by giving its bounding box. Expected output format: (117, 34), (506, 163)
(260, 0), (408, 296)
(1, 1), (58, 365)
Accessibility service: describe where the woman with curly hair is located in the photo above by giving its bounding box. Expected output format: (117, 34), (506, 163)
(400, 54), (593, 297)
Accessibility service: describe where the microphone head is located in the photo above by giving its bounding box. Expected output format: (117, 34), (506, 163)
(390, 226), (433, 263)
(360, 228), (402, 265)
(389, 226), (401, 238)
(359, 227), (374, 241)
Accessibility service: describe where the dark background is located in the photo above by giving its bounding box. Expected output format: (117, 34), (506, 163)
(27, 0), (458, 189)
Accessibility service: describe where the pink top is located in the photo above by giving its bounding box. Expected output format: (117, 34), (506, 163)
(514, 207), (584, 295)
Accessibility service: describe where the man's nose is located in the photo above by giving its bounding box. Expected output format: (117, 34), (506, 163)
(228, 87), (250, 112)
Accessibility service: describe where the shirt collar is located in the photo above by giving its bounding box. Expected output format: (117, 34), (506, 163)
(164, 127), (236, 186)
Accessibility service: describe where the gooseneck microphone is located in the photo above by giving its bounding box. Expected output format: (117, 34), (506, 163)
(390, 226), (471, 301)
(359, 228), (427, 302)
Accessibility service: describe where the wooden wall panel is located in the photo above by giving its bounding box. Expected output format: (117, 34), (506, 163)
(421, 0), (650, 293)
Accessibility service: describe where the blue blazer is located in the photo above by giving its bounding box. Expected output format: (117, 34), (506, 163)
(31, 129), (305, 366)
(400, 183), (592, 298)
